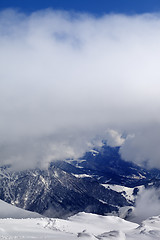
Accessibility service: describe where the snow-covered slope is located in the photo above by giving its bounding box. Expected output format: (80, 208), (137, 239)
(53, 212), (138, 235)
(102, 184), (144, 202)
(0, 218), (75, 240)
(0, 212), (160, 239)
(0, 199), (41, 218)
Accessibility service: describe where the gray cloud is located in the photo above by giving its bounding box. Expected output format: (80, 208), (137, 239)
(1, 9), (160, 169)
(120, 124), (160, 169)
(131, 188), (160, 223)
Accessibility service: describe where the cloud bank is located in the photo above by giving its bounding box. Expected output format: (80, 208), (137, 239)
(1, 9), (160, 169)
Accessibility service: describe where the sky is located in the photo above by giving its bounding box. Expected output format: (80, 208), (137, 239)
(1, 0), (160, 15)
(1, 1), (160, 170)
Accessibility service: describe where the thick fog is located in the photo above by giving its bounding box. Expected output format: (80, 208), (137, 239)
(1, 9), (160, 169)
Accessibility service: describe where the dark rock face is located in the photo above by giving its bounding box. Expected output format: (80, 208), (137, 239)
(67, 145), (156, 187)
(0, 165), (129, 218)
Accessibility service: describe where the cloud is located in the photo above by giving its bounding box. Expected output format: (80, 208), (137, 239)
(120, 124), (160, 168)
(1, 9), (160, 169)
(105, 129), (125, 147)
(131, 188), (160, 223)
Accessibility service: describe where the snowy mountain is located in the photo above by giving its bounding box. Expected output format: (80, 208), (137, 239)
(0, 144), (160, 220)
(0, 164), (129, 218)
(66, 145), (155, 187)
(0, 144), (160, 239)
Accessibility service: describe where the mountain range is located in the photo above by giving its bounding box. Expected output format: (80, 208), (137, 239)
(0, 143), (160, 218)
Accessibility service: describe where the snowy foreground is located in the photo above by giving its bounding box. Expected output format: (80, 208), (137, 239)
(0, 212), (160, 240)
(0, 198), (159, 240)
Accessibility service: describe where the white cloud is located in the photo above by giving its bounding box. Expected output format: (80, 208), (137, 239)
(131, 188), (160, 223)
(105, 129), (125, 147)
(1, 9), (160, 169)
